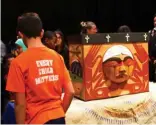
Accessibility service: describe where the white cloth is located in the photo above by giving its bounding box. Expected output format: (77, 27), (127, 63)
(103, 45), (133, 62)
(65, 82), (156, 124)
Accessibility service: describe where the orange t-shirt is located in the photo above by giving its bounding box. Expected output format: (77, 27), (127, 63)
(6, 47), (71, 124)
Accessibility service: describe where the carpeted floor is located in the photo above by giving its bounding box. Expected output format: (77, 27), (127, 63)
(65, 82), (156, 124)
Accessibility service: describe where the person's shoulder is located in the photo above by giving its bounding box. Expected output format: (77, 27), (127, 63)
(11, 51), (28, 66)
(46, 48), (63, 60)
(10, 57), (20, 67)
(46, 47), (60, 55)
(13, 51), (26, 60)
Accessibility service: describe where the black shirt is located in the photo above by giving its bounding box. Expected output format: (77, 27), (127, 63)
(57, 44), (69, 69)
(149, 28), (156, 60)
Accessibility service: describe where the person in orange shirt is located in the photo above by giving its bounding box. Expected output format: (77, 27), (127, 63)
(6, 12), (75, 124)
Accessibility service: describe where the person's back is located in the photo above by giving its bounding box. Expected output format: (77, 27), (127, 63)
(6, 12), (74, 124)
(10, 47), (68, 123)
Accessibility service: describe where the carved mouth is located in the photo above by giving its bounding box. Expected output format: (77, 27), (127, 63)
(116, 74), (127, 78)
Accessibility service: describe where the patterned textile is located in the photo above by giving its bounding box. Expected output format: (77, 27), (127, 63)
(65, 83), (156, 124)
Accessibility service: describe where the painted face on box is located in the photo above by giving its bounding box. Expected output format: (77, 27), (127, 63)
(102, 45), (135, 84)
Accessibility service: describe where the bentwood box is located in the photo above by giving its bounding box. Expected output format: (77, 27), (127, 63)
(67, 33), (149, 101)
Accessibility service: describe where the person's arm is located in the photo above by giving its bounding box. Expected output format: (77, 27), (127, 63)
(6, 60), (26, 124)
(62, 81), (75, 113)
(60, 56), (75, 113)
(14, 92), (26, 124)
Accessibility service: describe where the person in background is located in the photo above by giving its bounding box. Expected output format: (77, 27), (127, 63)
(15, 38), (27, 55)
(148, 14), (156, 82)
(1, 54), (16, 123)
(55, 30), (69, 69)
(2, 54), (16, 81)
(117, 25), (131, 33)
(2, 98), (16, 124)
(80, 21), (98, 34)
(1, 41), (6, 63)
(42, 31), (57, 50)
(6, 12), (74, 124)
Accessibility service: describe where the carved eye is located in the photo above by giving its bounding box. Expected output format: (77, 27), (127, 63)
(124, 58), (134, 66)
(103, 61), (119, 67)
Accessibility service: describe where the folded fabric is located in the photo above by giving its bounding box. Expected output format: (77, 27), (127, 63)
(15, 39), (27, 51)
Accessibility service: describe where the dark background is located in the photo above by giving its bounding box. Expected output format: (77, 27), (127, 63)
(2, 0), (156, 44)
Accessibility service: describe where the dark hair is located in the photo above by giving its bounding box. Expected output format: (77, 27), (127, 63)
(117, 25), (131, 33)
(2, 53), (16, 74)
(54, 30), (68, 53)
(80, 21), (96, 34)
(3, 53), (15, 63)
(54, 30), (64, 42)
(42, 31), (56, 43)
(17, 12), (43, 38)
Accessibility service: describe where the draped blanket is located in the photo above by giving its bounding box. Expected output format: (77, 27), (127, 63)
(65, 83), (156, 124)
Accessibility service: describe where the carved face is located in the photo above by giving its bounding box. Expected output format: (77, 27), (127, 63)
(103, 54), (134, 84)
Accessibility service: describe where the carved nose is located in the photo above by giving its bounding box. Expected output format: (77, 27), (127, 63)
(119, 65), (126, 73)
